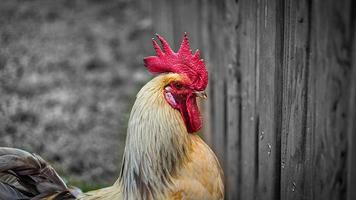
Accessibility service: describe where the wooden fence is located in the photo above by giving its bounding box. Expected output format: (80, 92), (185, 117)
(150, 0), (356, 199)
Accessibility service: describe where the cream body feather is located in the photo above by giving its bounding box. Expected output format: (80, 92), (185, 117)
(80, 74), (224, 200)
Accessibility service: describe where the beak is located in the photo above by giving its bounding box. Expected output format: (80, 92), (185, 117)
(194, 91), (207, 99)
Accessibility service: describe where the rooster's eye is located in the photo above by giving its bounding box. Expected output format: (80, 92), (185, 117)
(173, 82), (183, 89)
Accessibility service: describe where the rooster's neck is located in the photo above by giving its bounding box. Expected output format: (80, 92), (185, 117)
(118, 74), (192, 199)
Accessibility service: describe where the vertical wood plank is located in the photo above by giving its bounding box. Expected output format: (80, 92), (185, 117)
(256, 0), (283, 199)
(308, 0), (352, 199)
(238, 0), (259, 199)
(280, 0), (312, 199)
(201, 0), (214, 146)
(171, 0), (200, 50)
(226, 66), (240, 200)
(150, 0), (174, 44)
(225, 0), (240, 199)
(208, 0), (227, 171)
(347, 15), (356, 199)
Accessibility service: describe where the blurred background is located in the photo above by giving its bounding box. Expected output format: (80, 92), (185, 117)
(0, 0), (153, 191)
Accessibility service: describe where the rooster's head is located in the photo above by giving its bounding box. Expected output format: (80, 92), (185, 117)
(143, 33), (208, 133)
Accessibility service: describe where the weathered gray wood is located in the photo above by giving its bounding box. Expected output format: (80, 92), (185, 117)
(200, 0), (213, 146)
(348, 17), (356, 200)
(238, 0), (259, 199)
(151, 0), (201, 50)
(151, 0), (356, 199)
(208, 0), (227, 171)
(280, 0), (312, 199)
(171, 0), (201, 50)
(225, 0), (240, 199)
(151, 0), (174, 44)
(307, 0), (352, 199)
(256, 0), (282, 199)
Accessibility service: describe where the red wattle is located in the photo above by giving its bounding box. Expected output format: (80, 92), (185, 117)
(183, 95), (202, 133)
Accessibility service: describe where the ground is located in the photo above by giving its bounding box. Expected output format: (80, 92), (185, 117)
(0, 0), (153, 191)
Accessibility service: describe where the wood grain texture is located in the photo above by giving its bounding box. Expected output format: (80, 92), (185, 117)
(208, 0), (228, 171)
(280, 0), (312, 199)
(238, 0), (259, 200)
(347, 11), (356, 200)
(256, 0), (283, 199)
(171, 0), (201, 50)
(225, 1), (240, 199)
(151, 0), (174, 44)
(307, 0), (352, 199)
(200, 0), (214, 146)
(151, 0), (356, 199)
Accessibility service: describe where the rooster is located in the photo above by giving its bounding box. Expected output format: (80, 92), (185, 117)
(0, 33), (224, 200)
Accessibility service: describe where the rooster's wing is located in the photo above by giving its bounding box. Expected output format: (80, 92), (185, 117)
(0, 147), (81, 200)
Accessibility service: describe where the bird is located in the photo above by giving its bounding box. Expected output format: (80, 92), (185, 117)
(0, 33), (224, 200)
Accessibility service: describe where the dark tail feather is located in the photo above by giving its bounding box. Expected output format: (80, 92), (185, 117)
(0, 181), (30, 200)
(0, 147), (81, 200)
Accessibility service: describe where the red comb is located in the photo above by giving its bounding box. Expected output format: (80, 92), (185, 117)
(143, 33), (208, 91)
